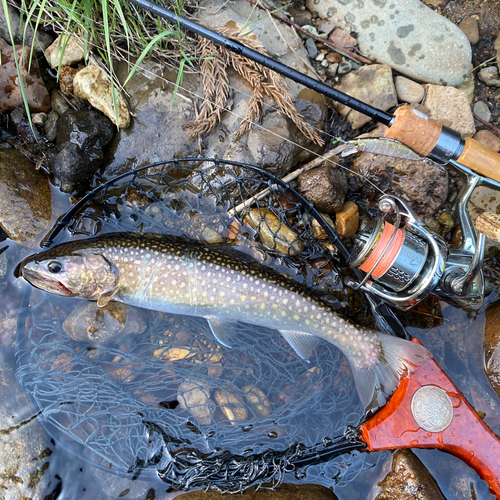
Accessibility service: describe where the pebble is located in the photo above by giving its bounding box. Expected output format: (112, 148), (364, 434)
(31, 112), (47, 126)
(242, 385), (272, 418)
(306, 0), (471, 86)
(328, 27), (357, 48)
(213, 388), (248, 423)
(333, 64), (397, 129)
(74, 65), (130, 128)
(326, 52), (342, 64)
(478, 66), (500, 87)
(335, 201), (359, 238)
(305, 37), (318, 59)
(317, 21), (335, 36)
(458, 16), (479, 46)
(45, 34), (85, 69)
(474, 130), (500, 152)
(423, 84), (476, 137)
(51, 89), (70, 116)
(297, 165), (347, 213)
(315, 52), (325, 62)
(337, 59), (353, 75)
(473, 100), (491, 125)
(44, 111), (59, 141)
(0, 45), (50, 113)
(394, 76), (425, 104)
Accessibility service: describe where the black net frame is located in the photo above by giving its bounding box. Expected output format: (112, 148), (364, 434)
(16, 158), (389, 492)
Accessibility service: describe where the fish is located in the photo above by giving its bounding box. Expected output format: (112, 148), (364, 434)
(18, 234), (431, 408)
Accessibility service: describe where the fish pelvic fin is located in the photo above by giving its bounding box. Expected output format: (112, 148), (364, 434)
(279, 330), (320, 360)
(348, 332), (431, 411)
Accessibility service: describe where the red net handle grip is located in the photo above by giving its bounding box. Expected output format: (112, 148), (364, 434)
(385, 106), (500, 184)
(360, 338), (500, 499)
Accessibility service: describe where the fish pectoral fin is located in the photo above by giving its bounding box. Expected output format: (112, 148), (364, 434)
(96, 287), (118, 308)
(279, 330), (320, 360)
(206, 316), (236, 348)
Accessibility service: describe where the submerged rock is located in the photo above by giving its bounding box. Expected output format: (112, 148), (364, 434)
(0, 45), (51, 114)
(49, 109), (114, 193)
(333, 64), (397, 129)
(353, 154), (448, 216)
(369, 449), (445, 499)
(0, 148), (52, 246)
(305, 0), (471, 86)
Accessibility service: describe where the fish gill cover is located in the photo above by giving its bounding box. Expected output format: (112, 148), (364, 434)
(15, 159), (381, 491)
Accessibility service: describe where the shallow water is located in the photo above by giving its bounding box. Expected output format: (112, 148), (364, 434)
(1, 166), (500, 499)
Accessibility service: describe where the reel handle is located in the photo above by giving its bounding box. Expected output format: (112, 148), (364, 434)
(385, 106), (500, 184)
(360, 338), (500, 498)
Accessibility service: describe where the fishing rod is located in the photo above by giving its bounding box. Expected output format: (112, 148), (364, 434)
(128, 0), (500, 182)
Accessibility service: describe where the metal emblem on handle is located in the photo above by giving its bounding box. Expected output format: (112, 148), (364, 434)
(411, 385), (453, 433)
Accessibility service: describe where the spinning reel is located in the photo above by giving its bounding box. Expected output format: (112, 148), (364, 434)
(348, 161), (499, 311)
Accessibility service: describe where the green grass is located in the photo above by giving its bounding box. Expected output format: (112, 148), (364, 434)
(1, 0), (197, 129)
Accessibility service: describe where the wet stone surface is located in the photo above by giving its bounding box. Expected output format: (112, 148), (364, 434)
(49, 109), (114, 193)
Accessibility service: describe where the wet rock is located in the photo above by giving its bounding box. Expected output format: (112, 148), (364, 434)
(369, 449), (445, 499)
(213, 388), (248, 423)
(44, 111), (59, 142)
(51, 89), (71, 116)
(242, 385), (272, 418)
(175, 483), (338, 500)
(63, 301), (148, 343)
(0, 348), (54, 500)
(178, 379), (214, 426)
(306, 0), (471, 86)
(458, 16), (479, 46)
(0, 148), (52, 245)
(353, 154), (448, 216)
(0, 3), (53, 54)
(49, 109), (114, 193)
(0, 45), (51, 113)
(333, 64), (397, 129)
(473, 100), (491, 125)
(474, 130), (500, 152)
(394, 76), (424, 104)
(422, 84), (475, 137)
(74, 65), (130, 128)
(297, 165), (347, 214)
(335, 201), (359, 238)
(329, 28), (357, 48)
(484, 301), (500, 398)
(478, 66), (500, 87)
(45, 34), (85, 69)
(4, 107), (38, 142)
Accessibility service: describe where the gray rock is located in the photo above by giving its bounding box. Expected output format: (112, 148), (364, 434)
(0, 348), (54, 500)
(458, 16), (479, 46)
(0, 3), (52, 55)
(334, 64), (397, 129)
(44, 111), (59, 142)
(394, 76), (424, 104)
(473, 100), (491, 125)
(305, 0), (472, 86)
(370, 449), (445, 499)
(51, 89), (71, 117)
(297, 165), (347, 213)
(478, 66), (500, 87)
(305, 37), (318, 59)
(353, 154), (448, 216)
(0, 148), (53, 246)
(49, 109), (114, 193)
(423, 84), (475, 137)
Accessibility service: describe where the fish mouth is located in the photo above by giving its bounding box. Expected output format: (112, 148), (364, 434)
(21, 268), (72, 297)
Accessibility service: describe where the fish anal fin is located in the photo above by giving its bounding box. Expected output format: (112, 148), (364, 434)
(96, 287), (118, 308)
(207, 317), (235, 348)
(279, 330), (320, 360)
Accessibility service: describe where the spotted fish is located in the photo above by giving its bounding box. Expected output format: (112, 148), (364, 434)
(19, 234), (430, 408)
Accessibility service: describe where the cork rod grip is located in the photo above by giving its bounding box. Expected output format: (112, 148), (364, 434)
(457, 137), (500, 183)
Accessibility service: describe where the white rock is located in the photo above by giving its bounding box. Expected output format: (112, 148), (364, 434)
(73, 65), (130, 128)
(394, 76), (424, 104)
(305, 0), (472, 86)
(45, 34), (85, 69)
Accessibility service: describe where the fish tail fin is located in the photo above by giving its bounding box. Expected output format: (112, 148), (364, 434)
(347, 332), (431, 410)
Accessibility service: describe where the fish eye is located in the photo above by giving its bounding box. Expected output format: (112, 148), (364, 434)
(47, 261), (62, 274)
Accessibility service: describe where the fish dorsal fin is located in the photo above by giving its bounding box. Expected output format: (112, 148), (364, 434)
(279, 330), (320, 360)
(96, 287), (118, 308)
(206, 316), (235, 348)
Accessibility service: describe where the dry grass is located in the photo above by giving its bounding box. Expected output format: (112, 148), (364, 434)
(184, 27), (324, 146)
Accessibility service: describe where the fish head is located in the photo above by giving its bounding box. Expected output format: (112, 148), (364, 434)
(19, 245), (119, 300)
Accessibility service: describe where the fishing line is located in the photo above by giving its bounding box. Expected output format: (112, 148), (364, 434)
(11, 1), (387, 196)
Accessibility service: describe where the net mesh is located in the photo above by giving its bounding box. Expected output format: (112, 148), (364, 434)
(16, 159), (379, 491)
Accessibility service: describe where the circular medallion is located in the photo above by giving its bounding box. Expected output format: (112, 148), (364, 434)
(411, 385), (453, 433)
